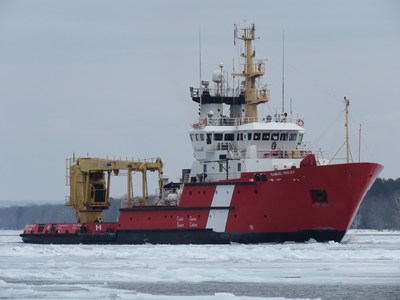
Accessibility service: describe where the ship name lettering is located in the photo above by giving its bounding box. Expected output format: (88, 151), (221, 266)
(271, 170), (295, 177)
(283, 170), (295, 175)
(189, 222), (198, 228)
(176, 222), (184, 228)
(176, 216), (184, 222)
(271, 172), (282, 176)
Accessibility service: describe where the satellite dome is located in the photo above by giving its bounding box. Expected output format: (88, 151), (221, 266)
(212, 70), (223, 83)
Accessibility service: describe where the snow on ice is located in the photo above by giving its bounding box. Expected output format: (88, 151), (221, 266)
(0, 230), (399, 299)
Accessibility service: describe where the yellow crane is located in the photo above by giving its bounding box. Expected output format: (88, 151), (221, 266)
(66, 156), (163, 223)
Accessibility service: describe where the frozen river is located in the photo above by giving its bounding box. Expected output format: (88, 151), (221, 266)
(0, 230), (399, 299)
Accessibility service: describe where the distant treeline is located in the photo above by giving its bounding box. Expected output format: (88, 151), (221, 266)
(0, 197), (146, 230)
(0, 178), (399, 230)
(352, 178), (400, 230)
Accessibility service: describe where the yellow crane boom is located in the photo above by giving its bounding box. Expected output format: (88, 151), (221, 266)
(66, 157), (163, 223)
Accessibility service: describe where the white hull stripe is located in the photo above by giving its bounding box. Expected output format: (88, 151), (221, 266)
(206, 185), (234, 232)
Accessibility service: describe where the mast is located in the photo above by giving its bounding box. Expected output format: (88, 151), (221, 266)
(344, 96), (350, 163)
(358, 123), (362, 163)
(282, 31), (285, 113)
(199, 30), (202, 107)
(233, 24), (269, 122)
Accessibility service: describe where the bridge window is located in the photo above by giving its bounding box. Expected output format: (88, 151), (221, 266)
(200, 134), (204, 141)
(214, 133), (223, 141)
(224, 133), (235, 141)
(289, 132), (297, 141)
(190, 134), (194, 141)
(262, 132), (270, 140)
(207, 133), (212, 144)
(297, 133), (304, 145)
(280, 133), (288, 141)
(271, 132), (279, 141)
(237, 133), (243, 140)
(247, 133), (252, 140)
(195, 134), (199, 141)
(254, 132), (261, 141)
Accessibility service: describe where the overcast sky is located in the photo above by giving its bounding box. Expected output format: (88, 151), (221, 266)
(0, 0), (399, 202)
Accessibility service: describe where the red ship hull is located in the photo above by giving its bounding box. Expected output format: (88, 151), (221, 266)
(20, 162), (382, 244)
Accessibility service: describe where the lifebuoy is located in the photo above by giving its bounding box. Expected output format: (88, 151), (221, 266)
(296, 119), (304, 127)
(271, 141), (277, 150)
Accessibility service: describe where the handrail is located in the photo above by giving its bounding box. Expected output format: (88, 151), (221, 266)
(199, 172), (242, 183)
(259, 149), (312, 159)
(190, 87), (242, 98)
(193, 115), (303, 127)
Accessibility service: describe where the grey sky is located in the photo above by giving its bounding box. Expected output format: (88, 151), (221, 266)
(0, 0), (399, 201)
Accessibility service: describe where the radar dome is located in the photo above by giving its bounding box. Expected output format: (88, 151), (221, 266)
(212, 70), (223, 83)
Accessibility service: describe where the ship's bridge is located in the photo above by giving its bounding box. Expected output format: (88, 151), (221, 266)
(189, 117), (305, 162)
(186, 24), (311, 183)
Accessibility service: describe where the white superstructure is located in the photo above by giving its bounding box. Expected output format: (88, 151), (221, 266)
(187, 24), (311, 184)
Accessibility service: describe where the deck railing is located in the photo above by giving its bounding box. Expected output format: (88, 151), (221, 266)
(256, 149), (312, 159)
(193, 115), (303, 128)
(190, 87), (242, 98)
